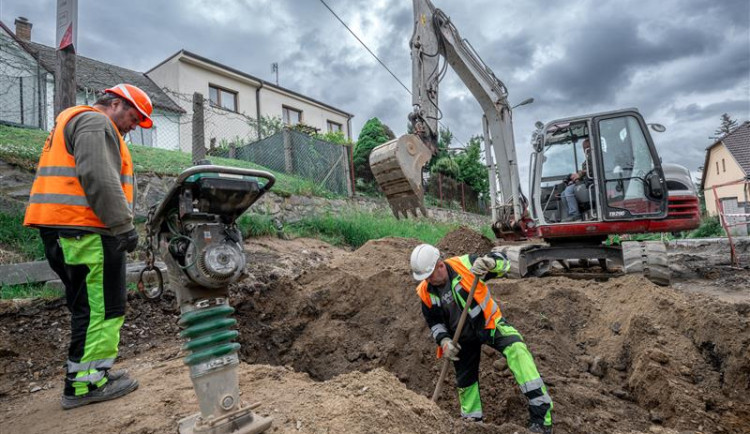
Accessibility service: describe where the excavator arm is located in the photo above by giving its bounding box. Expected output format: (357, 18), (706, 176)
(370, 0), (528, 237)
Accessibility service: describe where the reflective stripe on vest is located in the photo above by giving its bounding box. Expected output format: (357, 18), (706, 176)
(23, 105), (134, 228)
(445, 256), (502, 329)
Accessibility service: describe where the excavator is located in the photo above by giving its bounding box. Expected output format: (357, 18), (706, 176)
(369, 0), (701, 285)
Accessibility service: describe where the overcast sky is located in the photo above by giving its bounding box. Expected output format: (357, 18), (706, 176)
(2, 0), (749, 183)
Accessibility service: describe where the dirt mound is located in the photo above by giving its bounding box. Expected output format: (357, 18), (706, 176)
(437, 226), (495, 257)
(231, 235), (750, 432)
(0, 353), (523, 434)
(1, 232), (749, 433)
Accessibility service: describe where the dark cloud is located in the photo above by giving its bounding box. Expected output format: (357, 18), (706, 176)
(1, 0), (748, 180)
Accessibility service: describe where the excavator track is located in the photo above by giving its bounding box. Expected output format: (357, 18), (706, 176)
(621, 241), (671, 286)
(369, 135), (432, 219)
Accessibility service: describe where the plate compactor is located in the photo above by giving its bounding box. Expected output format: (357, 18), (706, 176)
(139, 164), (275, 434)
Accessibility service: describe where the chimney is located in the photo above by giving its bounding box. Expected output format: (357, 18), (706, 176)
(14, 17), (32, 41)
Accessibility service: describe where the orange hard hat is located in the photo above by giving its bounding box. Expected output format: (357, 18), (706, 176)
(104, 83), (153, 129)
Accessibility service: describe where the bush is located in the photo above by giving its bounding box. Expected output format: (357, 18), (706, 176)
(688, 216), (725, 238)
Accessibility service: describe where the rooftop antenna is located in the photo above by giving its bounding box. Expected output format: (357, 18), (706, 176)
(271, 62), (279, 85)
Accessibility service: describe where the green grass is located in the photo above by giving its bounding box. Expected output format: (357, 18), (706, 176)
(280, 210), (470, 248)
(0, 124), (338, 199)
(237, 213), (280, 238)
(239, 209), (486, 249)
(0, 211), (45, 261)
(1, 283), (62, 299)
(0, 124), (48, 170)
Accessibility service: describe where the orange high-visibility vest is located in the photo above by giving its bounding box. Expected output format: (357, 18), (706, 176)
(416, 256), (502, 330)
(23, 106), (133, 229)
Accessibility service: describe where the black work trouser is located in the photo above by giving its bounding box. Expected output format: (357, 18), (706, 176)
(40, 229), (127, 396)
(452, 318), (553, 426)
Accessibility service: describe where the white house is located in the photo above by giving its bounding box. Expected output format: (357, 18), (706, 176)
(0, 17), (185, 150)
(146, 50), (353, 153)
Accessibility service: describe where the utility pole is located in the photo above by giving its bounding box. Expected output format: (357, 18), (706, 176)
(54, 0), (77, 116)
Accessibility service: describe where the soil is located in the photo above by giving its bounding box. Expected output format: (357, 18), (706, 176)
(1, 228), (749, 433)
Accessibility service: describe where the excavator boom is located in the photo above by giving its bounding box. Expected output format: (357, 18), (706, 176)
(369, 0), (525, 232)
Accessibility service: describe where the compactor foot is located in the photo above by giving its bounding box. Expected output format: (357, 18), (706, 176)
(178, 407), (272, 434)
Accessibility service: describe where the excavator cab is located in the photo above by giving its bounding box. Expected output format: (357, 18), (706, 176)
(530, 109), (669, 236)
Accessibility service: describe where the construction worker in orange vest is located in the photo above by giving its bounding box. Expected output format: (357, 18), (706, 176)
(24, 84), (153, 410)
(411, 244), (553, 433)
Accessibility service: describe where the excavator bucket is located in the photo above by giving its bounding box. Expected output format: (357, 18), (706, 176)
(369, 134), (432, 219)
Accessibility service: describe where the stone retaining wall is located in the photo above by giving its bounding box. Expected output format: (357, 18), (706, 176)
(0, 162), (492, 230)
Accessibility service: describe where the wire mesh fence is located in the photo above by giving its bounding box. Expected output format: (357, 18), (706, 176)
(0, 31), (51, 129)
(162, 89), (353, 197)
(210, 128), (352, 196)
(0, 72), (48, 129)
(424, 172), (490, 215)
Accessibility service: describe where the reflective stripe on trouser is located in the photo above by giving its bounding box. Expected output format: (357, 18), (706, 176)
(40, 230), (127, 396)
(491, 318), (553, 427)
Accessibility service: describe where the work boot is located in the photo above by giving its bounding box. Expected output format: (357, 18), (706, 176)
(61, 376), (139, 410)
(105, 369), (128, 381)
(461, 416), (483, 423)
(528, 422), (553, 433)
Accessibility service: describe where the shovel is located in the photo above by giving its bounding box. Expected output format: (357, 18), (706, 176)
(431, 273), (480, 402)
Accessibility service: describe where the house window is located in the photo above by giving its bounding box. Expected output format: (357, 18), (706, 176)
(282, 106), (302, 125)
(208, 84), (237, 112)
(716, 161), (719, 175)
(722, 158), (726, 172)
(327, 120), (342, 133)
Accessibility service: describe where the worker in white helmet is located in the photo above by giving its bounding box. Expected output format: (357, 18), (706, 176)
(410, 244), (553, 433)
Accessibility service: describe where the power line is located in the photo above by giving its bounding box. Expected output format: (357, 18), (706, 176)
(317, 0), (466, 149)
(318, 0), (410, 95)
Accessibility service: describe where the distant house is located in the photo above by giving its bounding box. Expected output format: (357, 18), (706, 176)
(146, 50), (353, 153)
(700, 121), (750, 231)
(0, 17), (185, 150)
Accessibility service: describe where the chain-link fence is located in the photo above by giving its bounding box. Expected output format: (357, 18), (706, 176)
(0, 32), (51, 129)
(209, 128), (352, 196)
(425, 172), (489, 214)
(163, 90), (352, 196)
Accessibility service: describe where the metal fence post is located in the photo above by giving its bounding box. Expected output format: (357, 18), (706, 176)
(349, 144), (356, 195)
(461, 182), (465, 212)
(283, 128), (294, 173)
(19, 77), (24, 125)
(192, 92), (206, 164)
(438, 173), (443, 208)
(229, 144), (236, 159)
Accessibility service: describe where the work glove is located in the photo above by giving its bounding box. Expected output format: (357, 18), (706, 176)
(115, 229), (139, 253)
(440, 337), (461, 361)
(470, 256), (496, 277)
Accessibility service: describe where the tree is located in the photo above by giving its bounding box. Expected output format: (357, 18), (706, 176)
(427, 127), (453, 171)
(353, 117), (392, 182)
(454, 135), (489, 196)
(710, 113), (739, 140)
(430, 155), (461, 178)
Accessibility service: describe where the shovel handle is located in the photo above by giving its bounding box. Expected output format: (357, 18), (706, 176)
(431, 273), (481, 402)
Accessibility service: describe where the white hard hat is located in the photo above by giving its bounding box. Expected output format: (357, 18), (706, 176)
(410, 244), (441, 281)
